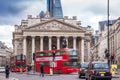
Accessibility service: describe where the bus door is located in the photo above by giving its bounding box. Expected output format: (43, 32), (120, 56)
(40, 62), (50, 73)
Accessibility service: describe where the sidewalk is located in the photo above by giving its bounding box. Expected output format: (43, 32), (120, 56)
(112, 74), (119, 78)
(113, 69), (120, 78)
(0, 76), (19, 80)
(112, 69), (120, 78)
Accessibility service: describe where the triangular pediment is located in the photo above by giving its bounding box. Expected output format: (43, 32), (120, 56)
(25, 19), (84, 31)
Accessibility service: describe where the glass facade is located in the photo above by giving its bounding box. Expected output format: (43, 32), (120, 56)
(47, 0), (63, 18)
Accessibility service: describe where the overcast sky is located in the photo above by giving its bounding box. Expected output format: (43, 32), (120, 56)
(0, 0), (119, 48)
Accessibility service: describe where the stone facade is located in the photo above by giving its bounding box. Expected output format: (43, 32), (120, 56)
(98, 25), (108, 61)
(0, 41), (13, 66)
(13, 14), (93, 65)
(109, 17), (120, 66)
(94, 17), (120, 66)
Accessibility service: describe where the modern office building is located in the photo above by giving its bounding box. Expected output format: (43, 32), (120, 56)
(47, 0), (63, 18)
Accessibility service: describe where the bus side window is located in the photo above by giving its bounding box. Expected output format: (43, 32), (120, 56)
(63, 62), (69, 66)
(44, 52), (47, 56)
(69, 50), (77, 56)
(48, 52), (52, 56)
(41, 62), (50, 66)
(38, 52), (44, 56)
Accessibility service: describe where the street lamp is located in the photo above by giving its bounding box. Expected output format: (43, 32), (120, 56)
(107, 0), (110, 66)
(20, 54), (23, 73)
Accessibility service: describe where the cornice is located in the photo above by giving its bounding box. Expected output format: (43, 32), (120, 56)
(25, 19), (83, 31)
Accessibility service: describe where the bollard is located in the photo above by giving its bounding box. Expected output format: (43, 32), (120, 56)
(26, 67), (29, 74)
(50, 68), (53, 76)
(20, 68), (22, 73)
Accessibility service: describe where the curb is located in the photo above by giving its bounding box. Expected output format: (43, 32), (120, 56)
(112, 75), (120, 78)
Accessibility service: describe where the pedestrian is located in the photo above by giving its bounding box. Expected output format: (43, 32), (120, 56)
(40, 64), (44, 77)
(5, 65), (10, 78)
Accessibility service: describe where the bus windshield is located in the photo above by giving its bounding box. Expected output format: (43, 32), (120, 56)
(56, 50), (67, 55)
(68, 49), (78, 56)
(16, 55), (26, 60)
(36, 52), (53, 56)
(56, 49), (78, 56)
(62, 61), (78, 67)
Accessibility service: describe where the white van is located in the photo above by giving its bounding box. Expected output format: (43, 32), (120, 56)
(0, 67), (5, 72)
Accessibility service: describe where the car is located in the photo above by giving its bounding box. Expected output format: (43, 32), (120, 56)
(85, 61), (112, 80)
(0, 67), (5, 73)
(78, 62), (88, 78)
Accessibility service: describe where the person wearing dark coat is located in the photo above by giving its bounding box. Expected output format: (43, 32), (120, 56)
(5, 65), (10, 78)
(40, 64), (44, 77)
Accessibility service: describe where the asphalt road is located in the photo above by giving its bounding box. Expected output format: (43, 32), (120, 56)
(0, 72), (119, 80)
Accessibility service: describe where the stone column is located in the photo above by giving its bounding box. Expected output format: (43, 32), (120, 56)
(31, 36), (35, 64)
(40, 36), (43, 51)
(65, 37), (68, 48)
(118, 33), (119, 49)
(57, 36), (60, 49)
(73, 37), (76, 49)
(14, 40), (18, 55)
(23, 36), (27, 56)
(49, 36), (52, 50)
(87, 40), (90, 61)
(117, 33), (119, 53)
(81, 37), (84, 62)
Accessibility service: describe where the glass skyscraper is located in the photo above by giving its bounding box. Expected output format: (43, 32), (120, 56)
(47, 0), (63, 18)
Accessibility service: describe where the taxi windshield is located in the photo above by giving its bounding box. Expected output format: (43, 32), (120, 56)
(93, 63), (109, 69)
(81, 63), (88, 68)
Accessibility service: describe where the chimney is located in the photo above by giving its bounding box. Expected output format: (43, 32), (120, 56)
(73, 16), (77, 20)
(28, 15), (32, 19)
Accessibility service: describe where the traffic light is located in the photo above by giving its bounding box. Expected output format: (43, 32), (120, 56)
(104, 49), (109, 58)
(20, 54), (23, 61)
(33, 53), (35, 60)
(52, 50), (56, 61)
(111, 54), (114, 59)
(111, 53), (115, 64)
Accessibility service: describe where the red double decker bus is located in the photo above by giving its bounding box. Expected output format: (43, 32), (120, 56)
(10, 54), (26, 72)
(34, 48), (78, 74)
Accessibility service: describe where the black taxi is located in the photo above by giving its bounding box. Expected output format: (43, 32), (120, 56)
(85, 61), (112, 80)
(78, 62), (88, 78)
